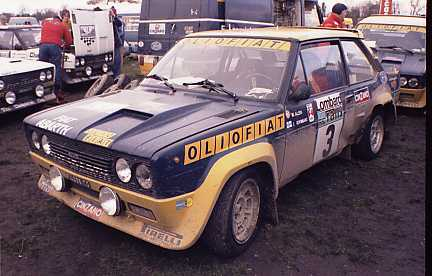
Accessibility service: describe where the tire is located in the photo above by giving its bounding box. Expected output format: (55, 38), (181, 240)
(353, 112), (385, 161)
(202, 169), (262, 257)
(123, 79), (140, 90)
(84, 74), (113, 98)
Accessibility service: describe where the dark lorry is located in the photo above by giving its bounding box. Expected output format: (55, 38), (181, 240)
(137, 0), (323, 73)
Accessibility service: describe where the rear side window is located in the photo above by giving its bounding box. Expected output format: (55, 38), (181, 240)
(291, 56), (306, 92)
(301, 41), (346, 94)
(341, 40), (376, 84)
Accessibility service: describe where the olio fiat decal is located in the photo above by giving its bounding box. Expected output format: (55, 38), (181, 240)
(184, 113), (285, 165)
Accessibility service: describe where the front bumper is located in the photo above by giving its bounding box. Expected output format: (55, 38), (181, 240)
(31, 152), (218, 250)
(396, 87), (426, 109)
(0, 93), (56, 114)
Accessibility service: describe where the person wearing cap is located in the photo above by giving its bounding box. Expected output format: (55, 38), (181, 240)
(110, 6), (125, 78)
(39, 13), (73, 104)
(322, 3), (348, 29)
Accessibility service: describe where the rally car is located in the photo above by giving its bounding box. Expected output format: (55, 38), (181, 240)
(357, 15), (426, 109)
(1, 57), (55, 114)
(24, 27), (396, 256)
(0, 25), (41, 60)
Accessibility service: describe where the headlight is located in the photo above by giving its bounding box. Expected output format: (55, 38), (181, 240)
(0, 80), (4, 90)
(108, 54), (113, 61)
(35, 85), (44, 97)
(99, 187), (120, 216)
(102, 63), (109, 73)
(408, 78), (419, 88)
(85, 66), (92, 76)
(75, 59), (80, 67)
(80, 58), (85, 66)
(5, 92), (16, 105)
(31, 131), (40, 150)
(116, 158), (131, 183)
(39, 71), (46, 81)
(46, 71), (53, 80)
(49, 166), (65, 192)
(104, 55), (109, 62)
(400, 77), (408, 87)
(41, 135), (51, 155)
(136, 164), (152, 189)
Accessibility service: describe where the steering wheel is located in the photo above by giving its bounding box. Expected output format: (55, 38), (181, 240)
(238, 72), (277, 90)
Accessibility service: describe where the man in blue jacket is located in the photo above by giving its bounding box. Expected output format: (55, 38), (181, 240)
(110, 6), (125, 78)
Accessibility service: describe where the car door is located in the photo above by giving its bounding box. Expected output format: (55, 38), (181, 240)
(339, 39), (380, 147)
(299, 40), (348, 165)
(280, 55), (318, 184)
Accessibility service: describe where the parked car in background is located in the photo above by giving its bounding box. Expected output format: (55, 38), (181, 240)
(0, 57), (55, 114)
(8, 16), (39, 26)
(24, 27), (396, 256)
(0, 25), (41, 59)
(357, 15), (426, 109)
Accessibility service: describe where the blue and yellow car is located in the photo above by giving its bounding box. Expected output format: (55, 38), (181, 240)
(24, 27), (396, 256)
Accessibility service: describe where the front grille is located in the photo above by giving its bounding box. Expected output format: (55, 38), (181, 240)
(49, 139), (113, 183)
(42, 134), (156, 197)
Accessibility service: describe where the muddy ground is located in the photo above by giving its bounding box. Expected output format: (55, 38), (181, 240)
(0, 86), (425, 276)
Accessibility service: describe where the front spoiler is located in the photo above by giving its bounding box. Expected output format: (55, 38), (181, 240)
(0, 93), (56, 114)
(62, 72), (113, 85)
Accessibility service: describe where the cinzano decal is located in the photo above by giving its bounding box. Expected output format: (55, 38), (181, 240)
(184, 113), (285, 165)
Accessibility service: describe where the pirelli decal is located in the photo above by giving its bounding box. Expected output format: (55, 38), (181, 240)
(185, 37), (291, 52)
(184, 113), (285, 165)
(357, 23), (426, 33)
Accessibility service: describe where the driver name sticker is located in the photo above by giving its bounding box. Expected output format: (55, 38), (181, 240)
(186, 37), (291, 52)
(184, 113), (285, 165)
(358, 23), (426, 33)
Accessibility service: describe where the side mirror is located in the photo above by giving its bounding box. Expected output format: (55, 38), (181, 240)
(290, 83), (312, 101)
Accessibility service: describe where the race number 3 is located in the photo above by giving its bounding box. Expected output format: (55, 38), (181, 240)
(313, 119), (343, 163)
(322, 124), (335, 158)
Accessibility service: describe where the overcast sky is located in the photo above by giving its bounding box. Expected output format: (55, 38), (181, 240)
(0, 0), (425, 15)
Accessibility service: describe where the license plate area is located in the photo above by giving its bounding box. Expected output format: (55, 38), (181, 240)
(74, 198), (103, 221)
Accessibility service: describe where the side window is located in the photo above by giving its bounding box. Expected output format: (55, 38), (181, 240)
(301, 42), (346, 94)
(291, 56), (306, 92)
(341, 40), (376, 84)
(12, 34), (23, 50)
(0, 31), (13, 50)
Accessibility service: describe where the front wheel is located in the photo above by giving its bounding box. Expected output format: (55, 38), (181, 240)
(202, 169), (261, 257)
(353, 112), (385, 160)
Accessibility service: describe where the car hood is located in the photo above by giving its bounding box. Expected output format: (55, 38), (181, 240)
(0, 57), (51, 76)
(378, 50), (426, 75)
(25, 87), (263, 157)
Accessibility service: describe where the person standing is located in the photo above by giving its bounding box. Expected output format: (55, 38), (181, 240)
(39, 13), (73, 104)
(322, 3), (349, 29)
(110, 6), (125, 78)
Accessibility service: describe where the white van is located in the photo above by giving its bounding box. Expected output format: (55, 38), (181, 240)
(63, 9), (115, 84)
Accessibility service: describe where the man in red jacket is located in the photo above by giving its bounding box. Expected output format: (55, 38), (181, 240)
(39, 14), (73, 104)
(322, 3), (348, 29)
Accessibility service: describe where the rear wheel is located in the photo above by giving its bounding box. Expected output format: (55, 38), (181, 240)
(353, 112), (385, 160)
(203, 169), (261, 257)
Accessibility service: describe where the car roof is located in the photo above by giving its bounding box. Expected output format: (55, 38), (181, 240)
(358, 15), (426, 27)
(186, 27), (362, 41)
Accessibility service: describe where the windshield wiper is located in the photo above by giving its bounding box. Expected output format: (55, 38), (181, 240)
(182, 79), (239, 104)
(145, 74), (176, 94)
(378, 45), (415, 54)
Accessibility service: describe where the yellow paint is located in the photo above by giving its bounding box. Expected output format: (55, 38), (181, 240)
(186, 37), (291, 52)
(357, 23), (426, 33)
(184, 141), (201, 165)
(30, 141), (277, 250)
(82, 129), (116, 148)
(184, 113), (285, 165)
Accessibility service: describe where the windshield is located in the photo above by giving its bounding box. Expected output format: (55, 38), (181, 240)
(145, 37), (291, 101)
(358, 23), (426, 52)
(16, 28), (41, 48)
